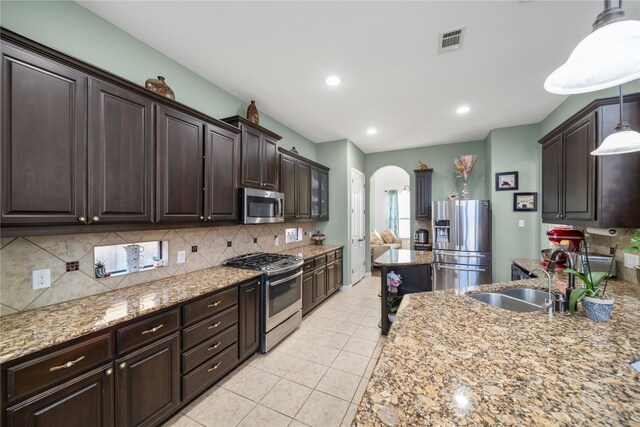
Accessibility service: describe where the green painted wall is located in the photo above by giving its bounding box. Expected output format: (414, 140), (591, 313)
(486, 124), (541, 282)
(364, 139), (486, 271)
(0, 0), (317, 160)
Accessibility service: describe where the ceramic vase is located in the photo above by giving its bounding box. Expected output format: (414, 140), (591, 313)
(247, 100), (260, 124)
(582, 296), (614, 322)
(144, 76), (175, 100)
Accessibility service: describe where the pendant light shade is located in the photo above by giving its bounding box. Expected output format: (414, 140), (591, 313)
(591, 125), (640, 155)
(545, 3), (640, 95)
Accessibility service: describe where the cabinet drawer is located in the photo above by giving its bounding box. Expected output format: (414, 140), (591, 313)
(336, 249), (343, 259)
(5, 333), (112, 404)
(326, 251), (336, 263)
(183, 306), (238, 350)
(117, 309), (178, 355)
(302, 260), (314, 273)
(183, 287), (238, 326)
(182, 325), (237, 374)
(182, 344), (238, 402)
(314, 255), (326, 268)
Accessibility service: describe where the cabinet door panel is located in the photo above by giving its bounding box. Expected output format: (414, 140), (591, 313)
(156, 106), (203, 222)
(240, 127), (262, 188)
(6, 365), (114, 427)
(302, 273), (314, 314)
(89, 78), (153, 224)
(319, 170), (329, 220)
(310, 168), (320, 218)
(326, 262), (336, 296)
(1, 44), (86, 225)
(280, 155), (296, 218)
(205, 124), (239, 221)
(296, 161), (310, 218)
(563, 114), (596, 221)
(262, 136), (279, 190)
(238, 281), (260, 360)
(115, 334), (179, 427)
(415, 171), (432, 219)
(541, 135), (563, 221)
(314, 268), (327, 302)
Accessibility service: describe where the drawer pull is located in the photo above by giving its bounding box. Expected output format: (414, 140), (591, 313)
(207, 362), (222, 372)
(141, 324), (164, 335)
(207, 342), (222, 351)
(208, 301), (222, 308)
(208, 321), (222, 330)
(49, 356), (85, 372)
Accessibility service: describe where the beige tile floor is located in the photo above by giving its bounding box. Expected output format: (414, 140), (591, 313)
(164, 275), (383, 427)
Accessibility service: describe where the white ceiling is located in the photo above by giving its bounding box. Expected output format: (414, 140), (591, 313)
(78, 1), (639, 153)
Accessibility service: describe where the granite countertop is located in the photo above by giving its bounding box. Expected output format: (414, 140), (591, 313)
(374, 249), (433, 266)
(279, 243), (342, 260)
(353, 277), (640, 426)
(0, 266), (261, 364)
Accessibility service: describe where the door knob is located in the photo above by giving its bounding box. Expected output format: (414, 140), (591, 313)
(119, 362), (126, 369)
(91, 216), (100, 222)
(207, 216), (212, 220)
(78, 216), (87, 224)
(105, 368), (113, 376)
(200, 216), (204, 220)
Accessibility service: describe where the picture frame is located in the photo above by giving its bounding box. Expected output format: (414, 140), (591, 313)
(513, 192), (537, 212)
(495, 171), (518, 191)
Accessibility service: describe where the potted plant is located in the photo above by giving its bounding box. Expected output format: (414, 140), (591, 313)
(565, 237), (616, 321)
(623, 228), (640, 283)
(95, 260), (107, 278)
(387, 296), (402, 323)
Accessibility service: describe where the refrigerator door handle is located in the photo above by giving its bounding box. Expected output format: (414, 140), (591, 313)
(436, 265), (487, 272)
(437, 251), (486, 257)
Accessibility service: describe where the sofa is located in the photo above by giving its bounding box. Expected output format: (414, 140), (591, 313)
(371, 228), (402, 265)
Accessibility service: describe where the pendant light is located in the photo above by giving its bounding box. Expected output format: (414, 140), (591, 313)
(591, 86), (640, 155)
(544, 0), (640, 95)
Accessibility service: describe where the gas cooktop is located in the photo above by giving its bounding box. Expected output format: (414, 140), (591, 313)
(223, 252), (303, 276)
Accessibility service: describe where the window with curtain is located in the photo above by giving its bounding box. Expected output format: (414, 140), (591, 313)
(397, 190), (410, 239)
(386, 190), (399, 236)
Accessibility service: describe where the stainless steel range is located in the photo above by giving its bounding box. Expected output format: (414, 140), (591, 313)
(224, 252), (303, 353)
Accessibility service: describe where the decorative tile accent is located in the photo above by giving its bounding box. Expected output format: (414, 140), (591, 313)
(227, 241), (232, 248)
(191, 245), (198, 252)
(65, 261), (79, 272)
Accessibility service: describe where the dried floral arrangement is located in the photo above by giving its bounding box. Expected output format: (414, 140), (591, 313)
(454, 154), (478, 181)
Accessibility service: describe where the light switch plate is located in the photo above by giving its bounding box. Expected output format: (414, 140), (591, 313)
(177, 250), (186, 264)
(518, 220), (525, 228)
(624, 252), (639, 268)
(32, 269), (51, 290)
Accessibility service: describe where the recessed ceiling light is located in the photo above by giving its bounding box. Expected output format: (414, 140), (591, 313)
(366, 128), (377, 135)
(456, 105), (471, 115)
(325, 75), (341, 86)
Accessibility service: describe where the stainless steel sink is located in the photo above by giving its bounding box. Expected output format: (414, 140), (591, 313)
(498, 288), (548, 306)
(468, 293), (543, 313)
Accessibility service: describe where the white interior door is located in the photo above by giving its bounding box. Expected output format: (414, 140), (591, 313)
(351, 168), (365, 285)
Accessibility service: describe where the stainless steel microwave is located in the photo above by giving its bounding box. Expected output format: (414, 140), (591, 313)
(239, 188), (285, 224)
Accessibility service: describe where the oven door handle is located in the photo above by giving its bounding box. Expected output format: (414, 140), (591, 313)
(268, 270), (303, 287)
(436, 265), (486, 272)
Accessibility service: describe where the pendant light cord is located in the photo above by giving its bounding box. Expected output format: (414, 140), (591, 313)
(619, 85), (623, 122)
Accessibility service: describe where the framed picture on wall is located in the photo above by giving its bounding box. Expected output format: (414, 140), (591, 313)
(495, 171), (518, 191)
(513, 192), (537, 211)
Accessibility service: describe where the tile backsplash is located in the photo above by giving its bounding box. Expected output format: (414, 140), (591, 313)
(0, 222), (316, 316)
(576, 227), (639, 285)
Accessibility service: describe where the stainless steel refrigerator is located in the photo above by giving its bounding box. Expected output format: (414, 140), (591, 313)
(432, 200), (492, 290)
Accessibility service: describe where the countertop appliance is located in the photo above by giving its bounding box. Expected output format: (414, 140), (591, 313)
(239, 188), (284, 224)
(546, 227), (584, 252)
(432, 200), (492, 290)
(414, 228), (429, 244)
(224, 252), (303, 353)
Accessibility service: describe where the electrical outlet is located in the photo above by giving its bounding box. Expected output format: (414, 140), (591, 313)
(32, 269), (51, 290)
(274, 236), (280, 246)
(177, 250), (186, 264)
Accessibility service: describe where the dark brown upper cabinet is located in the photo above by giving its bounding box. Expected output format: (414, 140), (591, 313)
(156, 105), (204, 223)
(222, 116), (281, 191)
(279, 151), (310, 220)
(89, 78), (154, 224)
(204, 124), (240, 222)
(1, 42), (87, 226)
(414, 169), (433, 219)
(539, 93), (640, 228)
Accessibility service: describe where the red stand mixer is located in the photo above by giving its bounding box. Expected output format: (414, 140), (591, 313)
(541, 227), (584, 268)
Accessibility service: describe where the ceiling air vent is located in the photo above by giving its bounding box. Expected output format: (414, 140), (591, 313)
(438, 27), (465, 53)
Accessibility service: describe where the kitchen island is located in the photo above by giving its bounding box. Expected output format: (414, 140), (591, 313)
(353, 276), (640, 426)
(375, 249), (433, 335)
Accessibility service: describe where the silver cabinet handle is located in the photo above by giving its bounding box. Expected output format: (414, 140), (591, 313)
(119, 362), (126, 369)
(208, 300), (221, 308)
(207, 362), (221, 372)
(208, 321), (222, 330)
(91, 216), (100, 222)
(49, 355), (85, 372)
(105, 368), (113, 376)
(208, 342), (222, 351)
(141, 324), (163, 335)
(78, 216), (87, 224)
(200, 216), (204, 220)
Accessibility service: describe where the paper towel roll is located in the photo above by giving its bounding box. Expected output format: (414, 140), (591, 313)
(586, 227), (618, 237)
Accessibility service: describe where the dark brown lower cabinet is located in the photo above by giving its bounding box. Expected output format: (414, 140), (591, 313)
(5, 364), (114, 427)
(238, 281), (260, 360)
(314, 267), (327, 304)
(115, 333), (180, 427)
(302, 272), (314, 315)
(301, 249), (343, 315)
